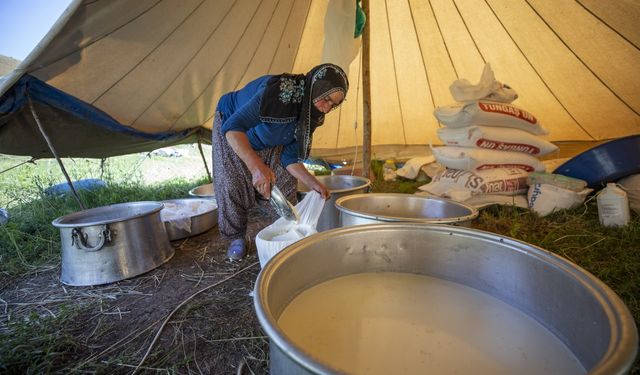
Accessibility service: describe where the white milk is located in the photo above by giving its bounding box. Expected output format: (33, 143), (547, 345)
(278, 272), (585, 375)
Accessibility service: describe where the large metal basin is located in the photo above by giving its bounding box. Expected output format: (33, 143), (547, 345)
(254, 224), (638, 374)
(336, 193), (478, 226)
(297, 175), (371, 231)
(52, 202), (174, 286)
(160, 199), (217, 241)
(188, 183), (215, 200)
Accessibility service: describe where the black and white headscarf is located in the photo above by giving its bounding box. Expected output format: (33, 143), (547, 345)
(259, 63), (349, 162)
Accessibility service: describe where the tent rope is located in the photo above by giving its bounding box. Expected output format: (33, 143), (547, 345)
(0, 157), (37, 175)
(27, 95), (86, 210)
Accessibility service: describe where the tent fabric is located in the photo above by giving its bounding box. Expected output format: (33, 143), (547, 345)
(0, 0), (638, 159)
(0, 75), (203, 158)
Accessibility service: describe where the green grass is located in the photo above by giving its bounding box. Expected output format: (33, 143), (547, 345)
(0, 305), (86, 375)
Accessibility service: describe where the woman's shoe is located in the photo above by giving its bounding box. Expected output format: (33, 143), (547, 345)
(227, 238), (246, 260)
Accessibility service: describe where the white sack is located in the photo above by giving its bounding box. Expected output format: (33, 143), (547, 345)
(526, 172), (587, 192)
(419, 168), (529, 201)
(437, 126), (558, 156)
(434, 101), (548, 135)
(449, 63), (518, 103)
(527, 183), (593, 217)
(432, 146), (546, 172)
(396, 156), (435, 179)
(255, 191), (325, 268)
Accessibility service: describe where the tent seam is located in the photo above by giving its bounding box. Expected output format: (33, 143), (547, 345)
(169, 0), (266, 131)
(202, 0), (299, 127)
(525, 0), (640, 118)
(92, 0), (210, 105)
(428, 0), (459, 79)
(30, 0), (163, 74)
(575, 0), (640, 51)
(484, 0), (595, 140)
(384, 0), (407, 144)
(128, 0), (241, 128)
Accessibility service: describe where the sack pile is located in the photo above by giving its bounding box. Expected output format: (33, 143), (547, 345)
(422, 64), (558, 204)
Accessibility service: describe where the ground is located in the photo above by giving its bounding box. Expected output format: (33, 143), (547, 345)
(1, 207), (275, 374)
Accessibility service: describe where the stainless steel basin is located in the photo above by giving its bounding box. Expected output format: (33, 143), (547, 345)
(336, 193), (478, 226)
(188, 183), (215, 200)
(254, 224), (638, 374)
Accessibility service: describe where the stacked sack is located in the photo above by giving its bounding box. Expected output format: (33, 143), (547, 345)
(421, 64), (558, 203)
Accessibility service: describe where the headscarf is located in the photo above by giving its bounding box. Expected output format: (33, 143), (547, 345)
(259, 63), (349, 162)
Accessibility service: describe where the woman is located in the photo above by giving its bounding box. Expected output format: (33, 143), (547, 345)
(212, 63), (349, 260)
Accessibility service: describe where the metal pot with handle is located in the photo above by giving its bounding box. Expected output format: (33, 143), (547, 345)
(52, 201), (174, 286)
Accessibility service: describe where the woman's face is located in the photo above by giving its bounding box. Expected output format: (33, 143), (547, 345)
(313, 91), (345, 114)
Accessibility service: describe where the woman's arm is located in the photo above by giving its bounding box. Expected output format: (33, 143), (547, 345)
(286, 162), (330, 199)
(225, 130), (275, 199)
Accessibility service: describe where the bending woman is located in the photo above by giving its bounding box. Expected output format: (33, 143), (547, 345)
(212, 63), (349, 260)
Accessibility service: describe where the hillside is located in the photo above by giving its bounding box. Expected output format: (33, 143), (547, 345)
(0, 55), (20, 76)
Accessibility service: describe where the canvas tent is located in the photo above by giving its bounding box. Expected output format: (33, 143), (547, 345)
(0, 0), (638, 161)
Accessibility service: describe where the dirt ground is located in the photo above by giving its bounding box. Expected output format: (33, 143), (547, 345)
(1, 207), (277, 374)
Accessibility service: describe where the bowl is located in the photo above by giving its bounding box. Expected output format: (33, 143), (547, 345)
(188, 183), (216, 199)
(554, 135), (640, 188)
(160, 199), (217, 240)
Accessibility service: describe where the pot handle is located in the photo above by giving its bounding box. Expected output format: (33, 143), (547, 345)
(71, 225), (111, 252)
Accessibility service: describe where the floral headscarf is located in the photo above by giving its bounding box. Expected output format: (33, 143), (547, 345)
(259, 63), (349, 162)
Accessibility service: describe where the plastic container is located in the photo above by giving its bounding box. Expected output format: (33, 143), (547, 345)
(597, 183), (630, 227)
(382, 159), (397, 181)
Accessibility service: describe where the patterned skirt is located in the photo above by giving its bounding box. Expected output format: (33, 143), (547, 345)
(211, 112), (297, 241)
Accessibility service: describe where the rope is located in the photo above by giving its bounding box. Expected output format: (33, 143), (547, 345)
(0, 157), (37, 175)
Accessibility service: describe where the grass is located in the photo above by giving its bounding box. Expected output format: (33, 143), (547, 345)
(0, 305), (86, 374)
(0, 155), (638, 373)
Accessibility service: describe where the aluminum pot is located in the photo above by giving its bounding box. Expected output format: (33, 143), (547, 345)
(254, 224), (638, 375)
(297, 175), (371, 231)
(189, 183), (216, 200)
(161, 198), (218, 241)
(335, 193), (478, 227)
(52, 202), (174, 286)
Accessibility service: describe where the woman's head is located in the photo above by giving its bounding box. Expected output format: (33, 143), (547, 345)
(308, 64), (349, 114)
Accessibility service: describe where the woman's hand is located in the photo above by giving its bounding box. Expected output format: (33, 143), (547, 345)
(307, 178), (330, 199)
(225, 131), (275, 199)
(251, 162), (276, 199)
(286, 163), (330, 200)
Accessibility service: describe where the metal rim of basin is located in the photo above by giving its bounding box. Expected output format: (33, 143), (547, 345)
(335, 193), (479, 224)
(298, 175), (371, 194)
(52, 201), (164, 227)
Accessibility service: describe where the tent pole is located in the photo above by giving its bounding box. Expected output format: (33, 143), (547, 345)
(27, 96), (86, 210)
(197, 138), (212, 183)
(361, 0), (372, 179)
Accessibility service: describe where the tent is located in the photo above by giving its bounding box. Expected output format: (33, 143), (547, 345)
(1, 0), (638, 161)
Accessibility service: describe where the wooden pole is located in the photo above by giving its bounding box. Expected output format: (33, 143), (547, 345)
(28, 96), (86, 210)
(361, 0), (372, 179)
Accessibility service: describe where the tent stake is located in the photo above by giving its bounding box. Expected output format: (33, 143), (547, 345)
(361, 0), (372, 179)
(197, 138), (212, 183)
(28, 96), (86, 210)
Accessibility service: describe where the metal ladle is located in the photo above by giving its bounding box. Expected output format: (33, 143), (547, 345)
(269, 185), (299, 223)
